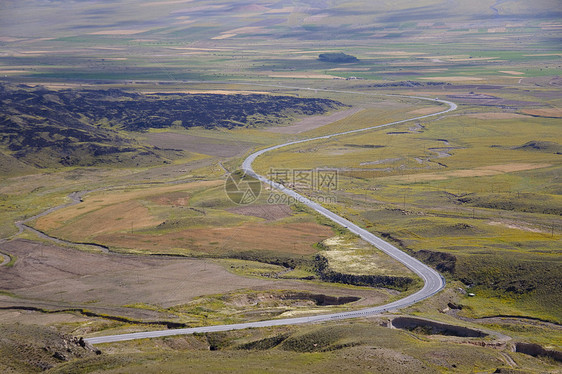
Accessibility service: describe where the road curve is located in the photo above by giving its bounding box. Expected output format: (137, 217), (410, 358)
(85, 92), (455, 345)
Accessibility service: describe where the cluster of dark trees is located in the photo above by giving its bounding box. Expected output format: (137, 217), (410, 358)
(318, 52), (359, 63)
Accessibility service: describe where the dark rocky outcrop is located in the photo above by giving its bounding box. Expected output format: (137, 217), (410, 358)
(314, 254), (414, 291)
(391, 317), (488, 337)
(514, 342), (562, 362)
(0, 83), (345, 168)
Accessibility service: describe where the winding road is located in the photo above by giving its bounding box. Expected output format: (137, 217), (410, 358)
(84, 91), (456, 345)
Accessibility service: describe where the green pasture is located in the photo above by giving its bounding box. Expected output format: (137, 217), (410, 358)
(47, 321), (561, 374)
(251, 87), (561, 322)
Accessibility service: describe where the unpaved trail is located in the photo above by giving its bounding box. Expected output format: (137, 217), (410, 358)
(12, 190), (110, 253)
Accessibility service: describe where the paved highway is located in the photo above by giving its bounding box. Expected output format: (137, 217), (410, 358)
(85, 92), (456, 345)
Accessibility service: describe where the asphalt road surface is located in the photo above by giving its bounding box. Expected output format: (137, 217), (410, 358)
(85, 91), (456, 345)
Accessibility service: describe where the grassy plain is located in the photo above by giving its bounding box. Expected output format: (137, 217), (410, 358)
(253, 85), (562, 324)
(1, 0), (561, 83)
(0, 0), (561, 372)
(48, 321), (561, 374)
(32, 179), (335, 257)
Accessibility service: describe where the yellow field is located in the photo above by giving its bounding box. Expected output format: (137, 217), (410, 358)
(32, 178), (335, 256)
(34, 180), (222, 234)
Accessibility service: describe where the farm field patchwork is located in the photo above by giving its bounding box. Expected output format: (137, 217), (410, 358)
(0, 0), (561, 372)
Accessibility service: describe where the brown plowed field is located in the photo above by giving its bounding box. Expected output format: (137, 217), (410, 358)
(146, 132), (255, 157)
(96, 222), (332, 255)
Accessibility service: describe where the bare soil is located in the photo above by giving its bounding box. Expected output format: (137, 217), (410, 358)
(266, 108), (364, 134)
(0, 240), (386, 319)
(96, 222), (332, 255)
(146, 132), (255, 157)
(488, 220), (547, 234)
(0, 306), (92, 324)
(392, 163), (552, 182)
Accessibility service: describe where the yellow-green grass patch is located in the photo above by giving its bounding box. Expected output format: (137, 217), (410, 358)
(320, 236), (415, 278)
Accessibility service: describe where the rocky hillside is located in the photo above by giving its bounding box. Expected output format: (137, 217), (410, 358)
(0, 84), (344, 169)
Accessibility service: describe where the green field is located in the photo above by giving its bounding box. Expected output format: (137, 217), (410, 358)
(252, 85), (562, 323)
